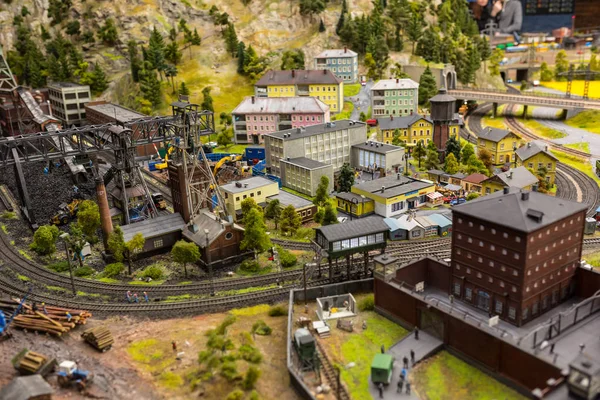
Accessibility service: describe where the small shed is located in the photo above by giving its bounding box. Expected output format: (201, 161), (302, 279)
(384, 215), (425, 241)
(444, 183), (462, 193)
(414, 216), (438, 238)
(0, 375), (54, 400)
(121, 213), (186, 258)
(427, 213), (453, 237)
(426, 192), (444, 206)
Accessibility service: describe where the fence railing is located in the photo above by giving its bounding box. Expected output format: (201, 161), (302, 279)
(451, 86), (600, 102)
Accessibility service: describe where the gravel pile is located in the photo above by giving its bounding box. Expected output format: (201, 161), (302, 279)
(0, 162), (97, 225)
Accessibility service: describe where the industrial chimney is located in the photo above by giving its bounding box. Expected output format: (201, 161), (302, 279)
(251, 96), (255, 104)
(292, 70), (296, 78)
(344, 46), (347, 53)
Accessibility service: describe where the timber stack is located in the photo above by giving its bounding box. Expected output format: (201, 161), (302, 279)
(11, 349), (57, 376)
(82, 326), (114, 352)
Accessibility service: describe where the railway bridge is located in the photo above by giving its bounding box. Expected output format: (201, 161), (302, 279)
(448, 87), (600, 119)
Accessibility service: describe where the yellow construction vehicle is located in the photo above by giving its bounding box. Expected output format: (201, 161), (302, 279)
(51, 199), (83, 225)
(154, 145), (175, 170)
(213, 154), (242, 175)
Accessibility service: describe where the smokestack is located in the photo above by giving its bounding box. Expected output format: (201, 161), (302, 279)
(292, 70), (295, 78)
(396, 78), (399, 84)
(344, 46), (347, 53)
(503, 187), (509, 194)
(527, 142), (531, 148)
(521, 191), (530, 201)
(251, 96), (255, 104)
(95, 177), (113, 251)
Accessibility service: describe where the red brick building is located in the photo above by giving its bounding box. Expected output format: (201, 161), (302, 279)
(450, 187), (587, 326)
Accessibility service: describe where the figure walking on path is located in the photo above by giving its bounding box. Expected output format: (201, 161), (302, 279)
(406, 382), (411, 395)
(172, 341), (177, 352)
(414, 327), (419, 340)
(133, 293), (139, 303)
(401, 367), (407, 380)
(403, 356), (409, 369)
(397, 380), (404, 393)
(410, 349), (415, 365)
(143, 292), (149, 302)
(377, 382), (384, 398)
(126, 291), (132, 303)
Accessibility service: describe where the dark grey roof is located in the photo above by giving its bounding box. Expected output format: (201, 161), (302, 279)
(121, 213), (185, 242)
(266, 120), (365, 141)
(267, 190), (312, 209)
(477, 127), (517, 143)
(316, 216), (388, 242)
(0, 375), (54, 400)
(49, 82), (89, 89)
(452, 187), (587, 233)
(255, 69), (342, 86)
(220, 176), (278, 193)
(336, 192), (373, 203)
(485, 166), (539, 189)
(515, 141), (558, 162)
(183, 210), (243, 247)
(429, 88), (456, 103)
(427, 169), (447, 176)
(449, 172), (466, 179)
(354, 175), (434, 199)
(378, 114), (431, 130)
(280, 157), (330, 170)
(373, 254), (399, 265)
(315, 48), (358, 58)
(85, 102), (145, 124)
(352, 141), (404, 154)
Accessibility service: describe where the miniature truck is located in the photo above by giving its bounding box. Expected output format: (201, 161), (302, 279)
(293, 328), (319, 370)
(57, 360), (92, 391)
(371, 353), (394, 385)
(11, 349), (57, 376)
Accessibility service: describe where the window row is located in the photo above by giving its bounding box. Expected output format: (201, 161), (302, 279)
(457, 219), (522, 243)
(452, 283), (516, 320)
(529, 223), (581, 243)
(331, 233), (385, 250)
(455, 236), (521, 260)
(524, 264), (577, 292)
(528, 245), (579, 261)
(455, 263), (518, 291)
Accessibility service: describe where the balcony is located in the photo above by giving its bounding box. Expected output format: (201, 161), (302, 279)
(279, 122), (292, 130)
(373, 104), (385, 110)
(235, 123), (247, 131)
(373, 91), (385, 97)
(373, 100), (385, 106)
(236, 134), (249, 142)
(297, 91), (309, 96)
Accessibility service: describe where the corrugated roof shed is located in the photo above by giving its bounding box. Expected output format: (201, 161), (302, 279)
(415, 215), (437, 228)
(0, 375), (54, 400)
(427, 213), (452, 228)
(384, 215), (421, 231)
(121, 213), (185, 242)
(317, 216), (388, 242)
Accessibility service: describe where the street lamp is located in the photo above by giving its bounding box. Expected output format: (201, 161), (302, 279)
(204, 228), (214, 296)
(59, 233), (76, 295)
(513, 144), (517, 168)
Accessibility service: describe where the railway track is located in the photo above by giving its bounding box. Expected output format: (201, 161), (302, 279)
(315, 340), (351, 400)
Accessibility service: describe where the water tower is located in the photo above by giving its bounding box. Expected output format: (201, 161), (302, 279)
(429, 88), (456, 158)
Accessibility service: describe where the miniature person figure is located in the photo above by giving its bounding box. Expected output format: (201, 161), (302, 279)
(362, 320), (367, 330)
(73, 185), (79, 194)
(172, 341), (177, 352)
(410, 349), (416, 365)
(397, 379), (404, 393)
(550, 343), (555, 354)
(377, 382), (384, 399)
(133, 293), (139, 303)
(406, 382), (411, 395)
(401, 367), (407, 380)
(579, 343), (585, 353)
(144, 292), (149, 302)
(126, 291), (132, 303)
(65, 312), (72, 322)
(381, 345), (385, 354)
(414, 327), (419, 340)
(403, 356), (409, 369)
(41, 303), (48, 315)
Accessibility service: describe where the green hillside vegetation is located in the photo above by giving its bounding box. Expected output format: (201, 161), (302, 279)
(566, 110), (600, 135)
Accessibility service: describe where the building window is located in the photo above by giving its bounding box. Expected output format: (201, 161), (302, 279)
(236, 197), (240, 201)
(542, 295), (550, 310)
(153, 239), (163, 248)
(465, 287), (472, 300)
(466, 267), (471, 274)
(479, 241), (484, 247)
(508, 307), (516, 320)
(225, 232), (233, 240)
(476, 272), (482, 278)
(488, 276), (493, 283)
(532, 302), (539, 315)
(495, 300), (503, 314)
(489, 261), (494, 267)
(512, 286), (517, 292)
(552, 290), (558, 304)
(258, 191), (261, 195)
(515, 236), (521, 243)
(499, 281), (504, 288)
(522, 307), (529, 320)
(478, 257), (483, 263)
(503, 232), (508, 239)
(490, 244), (495, 251)
(491, 228), (496, 235)
(468, 221), (473, 227)
(453, 283), (461, 296)
(250, 193), (254, 197)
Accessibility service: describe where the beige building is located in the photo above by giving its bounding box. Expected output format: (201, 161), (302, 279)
(47, 82), (91, 127)
(351, 141), (405, 174)
(220, 176), (279, 221)
(264, 120), (367, 177)
(280, 157), (334, 197)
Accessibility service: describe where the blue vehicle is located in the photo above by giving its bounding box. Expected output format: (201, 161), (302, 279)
(450, 197), (466, 206)
(57, 361), (92, 391)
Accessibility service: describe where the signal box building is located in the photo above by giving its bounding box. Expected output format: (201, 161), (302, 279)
(451, 187), (587, 326)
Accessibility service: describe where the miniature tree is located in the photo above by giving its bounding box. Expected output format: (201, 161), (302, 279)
(124, 233), (145, 275)
(240, 208), (271, 258)
(313, 175), (330, 207)
(242, 366), (261, 390)
(201, 86), (214, 112)
(77, 200), (101, 243)
(466, 154), (488, 175)
(30, 225), (60, 255)
(445, 136), (461, 162)
(540, 62), (553, 82)
(241, 197), (260, 225)
(554, 50), (569, 81)
(477, 147), (494, 172)
(412, 141), (426, 169)
(337, 163), (355, 193)
(392, 128), (402, 146)
(359, 112), (367, 122)
(280, 205), (301, 236)
(107, 226), (126, 262)
(444, 153), (459, 174)
(68, 223), (88, 268)
(489, 48), (504, 77)
(264, 199), (282, 230)
(216, 128), (234, 149)
(418, 66), (438, 107)
(461, 142), (475, 165)
(280, 49), (305, 70)
(321, 203), (338, 226)
(424, 149), (440, 170)
(171, 240), (200, 279)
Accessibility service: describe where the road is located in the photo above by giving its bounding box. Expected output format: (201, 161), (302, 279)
(347, 80), (373, 120)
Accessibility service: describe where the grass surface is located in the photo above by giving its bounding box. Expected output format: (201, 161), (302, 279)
(129, 280), (166, 286)
(333, 101), (354, 121)
(480, 116), (507, 130)
(551, 149), (600, 185)
(541, 81), (600, 99)
(584, 251), (600, 269)
(520, 119), (566, 139)
(566, 110), (600, 135)
(213, 144), (248, 154)
(343, 83), (361, 97)
(564, 142), (590, 153)
(411, 351), (526, 400)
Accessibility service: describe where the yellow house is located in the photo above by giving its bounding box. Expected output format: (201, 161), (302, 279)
(481, 166), (539, 194)
(254, 69), (344, 113)
(477, 127), (521, 166)
(515, 141), (558, 186)
(377, 115), (461, 146)
(350, 174), (435, 218)
(220, 176), (279, 221)
(335, 192), (375, 218)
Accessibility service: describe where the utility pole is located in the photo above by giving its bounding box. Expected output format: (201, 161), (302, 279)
(303, 262), (307, 306)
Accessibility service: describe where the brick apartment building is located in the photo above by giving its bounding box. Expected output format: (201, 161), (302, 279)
(451, 187), (587, 326)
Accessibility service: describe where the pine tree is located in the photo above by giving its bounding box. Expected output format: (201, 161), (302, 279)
(65, 20), (81, 37)
(223, 23), (238, 57)
(140, 63), (162, 107)
(336, 0), (347, 35)
(299, 0), (326, 18)
(164, 64), (178, 93)
(128, 40), (142, 82)
(418, 66), (438, 107)
(416, 27), (441, 63)
(179, 82), (190, 95)
(237, 42), (246, 74)
(413, 141), (426, 169)
(478, 36), (492, 72)
(41, 26), (51, 41)
(321, 204), (338, 226)
(337, 163), (355, 193)
(443, 153), (459, 174)
(98, 18), (118, 45)
(90, 63), (109, 94)
(444, 135), (461, 162)
(201, 86), (214, 112)
(148, 26), (167, 77)
(424, 149), (440, 170)
(406, 11), (423, 54)
(165, 40), (182, 65)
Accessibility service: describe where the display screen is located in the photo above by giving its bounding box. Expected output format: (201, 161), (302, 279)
(524, 0), (574, 15)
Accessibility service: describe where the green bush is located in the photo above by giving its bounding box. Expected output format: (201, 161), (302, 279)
(251, 320), (272, 336)
(466, 192), (480, 201)
(48, 261), (70, 273)
(267, 305), (288, 317)
(140, 265), (164, 280)
(220, 361), (240, 382)
(279, 249), (297, 268)
(238, 344), (263, 364)
(239, 259), (260, 273)
(242, 366), (261, 390)
(249, 391), (261, 400)
(1, 211), (17, 219)
(73, 266), (95, 277)
(101, 262), (124, 278)
(226, 389), (244, 400)
(216, 315), (237, 335)
(30, 225), (60, 255)
(358, 294), (375, 311)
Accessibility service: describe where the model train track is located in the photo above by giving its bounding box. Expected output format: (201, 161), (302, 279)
(315, 340), (351, 400)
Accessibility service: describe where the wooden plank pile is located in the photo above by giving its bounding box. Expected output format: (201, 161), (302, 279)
(11, 349), (57, 376)
(81, 326), (113, 352)
(0, 298), (92, 336)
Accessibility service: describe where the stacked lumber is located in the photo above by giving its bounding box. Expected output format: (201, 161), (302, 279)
(82, 326), (114, 352)
(0, 298), (92, 336)
(11, 349), (57, 376)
